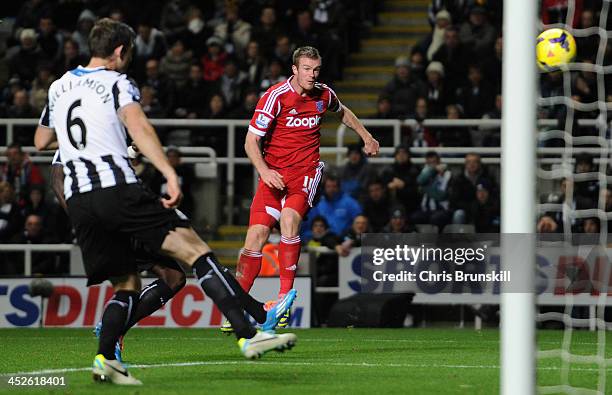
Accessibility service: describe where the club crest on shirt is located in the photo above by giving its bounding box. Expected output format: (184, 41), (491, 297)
(256, 113), (271, 129)
(316, 100), (324, 113)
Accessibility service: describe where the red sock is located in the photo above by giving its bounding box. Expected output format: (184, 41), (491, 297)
(236, 249), (262, 292)
(278, 235), (301, 298)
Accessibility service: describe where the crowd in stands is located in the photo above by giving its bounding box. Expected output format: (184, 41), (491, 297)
(0, 0), (610, 278)
(0, 0), (372, 146)
(0, 0), (372, 275)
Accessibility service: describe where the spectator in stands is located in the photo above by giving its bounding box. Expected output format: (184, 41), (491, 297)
(273, 34), (294, 76)
(574, 153), (599, 201)
(432, 26), (472, 94)
(230, 89), (259, 119)
(370, 96), (396, 146)
(381, 145), (421, 214)
(151, 147), (194, 218)
(8, 214), (62, 275)
(160, 0), (188, 41)
(241, 41), (266, 87)
(411, 151), (452, 230)
(582, 217), (600, 233)
(1, 144), (44, 206)
(339, 144), (372, 200)
(303, 175), (362, 241)
(259, 59), (287, 93)
(0, 181), (23, 243)
(292, 9), (319, 49)
(133, 20), (167, 81)
(71, 9), (96, 57)
(572, 60), (598, 104)
(201, 36), (228, 82)
(449, 153), (498, 224)
(160, 39), (193, 89)
(214, 4), (252, 59)
(361, 180), (391, 232)
(184, 6), (211, 58)
(470, 180), (500, 232)
(576, 9), (598, 62)
(336, 215), (369, 256)
(21, 184), (49, 222)
(459, 6), (497, 58)
(213, 58), (248, 112)
(380, 56), (427, 119)
(144, 59), (176, 116)
(193, 93), (228, 152)
(9, 28), (43, 86)
(30, 64), (55, 113)
(456, 64), (496, 119)
(542, 0), (583, 27)
(307, 215), (341, 286)
(480, 93), (502, 146)
(422, 10), (452, 61)
(15, 0), (52, 31)
(382, 206), (416, 233)
(411, 97), (438, 147)
(425, 61), (452, 117)
(537, 178), (593, 233)
(139, 85), (166, 119)
(37, 15), (63, 63)
(251, 6), (284, 58)
(410, 50), (427, 83)
(428, 0), (470, 27)
(436, 104), (471, 147)
(6, 90), (37, 146)
(54, 38), (87, 77)
(481, 36), (503, 95)
(174, 64), (207, 119)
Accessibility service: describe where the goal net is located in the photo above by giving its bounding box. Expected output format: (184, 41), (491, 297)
(536, 1), (611, 394)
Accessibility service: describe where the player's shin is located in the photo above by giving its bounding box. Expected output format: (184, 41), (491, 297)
(278, 235), (301, 298)
(122, 279), (178, 334)
(236, 249), (263, 292)
(193, 252), (257, 339)
(98, 290), (139, 360)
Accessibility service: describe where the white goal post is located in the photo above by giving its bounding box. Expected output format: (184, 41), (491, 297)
(501, 0), (537, 394)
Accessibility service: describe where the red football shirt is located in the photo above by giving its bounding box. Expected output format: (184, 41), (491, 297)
(248, 76), (342, 169)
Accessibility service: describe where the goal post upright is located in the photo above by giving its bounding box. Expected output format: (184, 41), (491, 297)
(501, 0), (537, 394)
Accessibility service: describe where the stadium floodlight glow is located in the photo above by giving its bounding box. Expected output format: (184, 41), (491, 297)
(500, 0), (537, 394)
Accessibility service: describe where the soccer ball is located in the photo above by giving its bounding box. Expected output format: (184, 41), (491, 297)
(536, 28), (577, 71)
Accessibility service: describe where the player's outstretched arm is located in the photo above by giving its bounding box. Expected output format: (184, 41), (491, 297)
(119, 103), (182, 208)
(245, 132), (285, 189)
(337, 105), (380, 156)
(34, 126), (58, 151)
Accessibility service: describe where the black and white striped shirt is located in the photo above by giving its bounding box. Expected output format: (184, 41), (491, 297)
(39, 66), (140, 200)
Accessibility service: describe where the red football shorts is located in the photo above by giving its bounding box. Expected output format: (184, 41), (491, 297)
(249, 162), (324, 228)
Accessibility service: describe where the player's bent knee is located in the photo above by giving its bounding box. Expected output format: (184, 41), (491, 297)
(245, 224), (270, 250)
(152, 265), (186, 293)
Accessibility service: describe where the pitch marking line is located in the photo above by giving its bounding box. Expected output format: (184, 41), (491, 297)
(3, 360), (611, 376)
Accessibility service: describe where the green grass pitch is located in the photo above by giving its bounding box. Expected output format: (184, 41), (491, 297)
(0, 328), (610, 394)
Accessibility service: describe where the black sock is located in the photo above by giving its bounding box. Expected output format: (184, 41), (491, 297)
(122, 280), (177, 334)
(97, 290), (139, 360)
(193, 253), (257, 339)
(203, 253), (267, 324)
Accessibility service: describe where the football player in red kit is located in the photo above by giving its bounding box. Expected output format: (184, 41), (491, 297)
(223, 46), (379, 332)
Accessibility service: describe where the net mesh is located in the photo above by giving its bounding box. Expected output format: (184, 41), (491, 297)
(536, 1), (611, 394)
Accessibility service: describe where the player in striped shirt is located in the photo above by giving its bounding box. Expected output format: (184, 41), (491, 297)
(35, 18), (297, 385)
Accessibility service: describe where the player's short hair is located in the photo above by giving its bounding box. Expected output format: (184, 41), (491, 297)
(292, 46), (321, 66)
(89, 18), (136, 58)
